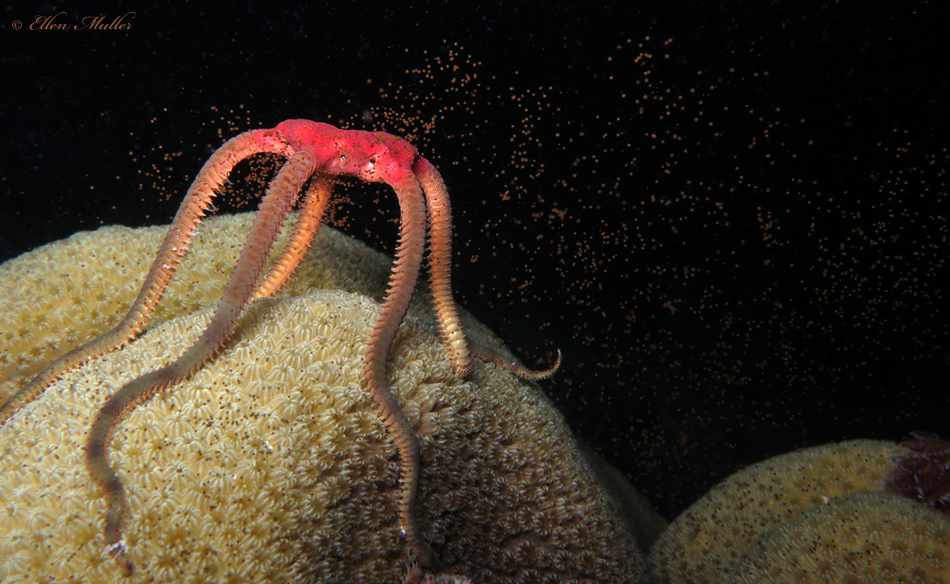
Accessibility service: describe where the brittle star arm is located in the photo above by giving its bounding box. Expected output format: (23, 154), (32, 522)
(413, 157), (562, 380)
(363, 168), (436, 567)
(412, 158), (472, 376)
(254, 176), (334, 299)
(404, 563), (472, 584)
(0, 129), (294, 427)
(85, 149), (318, 572)
(469, 342), (561, 380)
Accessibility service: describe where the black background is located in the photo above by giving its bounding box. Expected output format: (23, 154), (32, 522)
(2, 1), (948, 520)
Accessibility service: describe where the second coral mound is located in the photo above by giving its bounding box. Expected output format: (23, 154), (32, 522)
(646, 439), (950, 583)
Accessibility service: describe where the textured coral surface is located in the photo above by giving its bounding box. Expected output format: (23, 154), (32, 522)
(647, 439), (950, 583)
(731, 492), (950, 583)
(0, 213), (642, 583)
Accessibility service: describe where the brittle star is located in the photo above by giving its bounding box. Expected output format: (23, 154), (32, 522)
(0, 119), (559, 577)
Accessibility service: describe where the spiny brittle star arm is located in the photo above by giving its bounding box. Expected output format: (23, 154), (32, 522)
(85, 149), (318, 572)
(414, 157), (561, 381)
(470, 342), (561, 380)
(404, 563), (472, 584)
(363, 168), (436, 567)
(253, 177), (334, 299)
(0, 128), (294, 427)
(412, 158), (471, 377)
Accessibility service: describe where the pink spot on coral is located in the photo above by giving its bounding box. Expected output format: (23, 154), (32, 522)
(884, 431), (950, 516)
